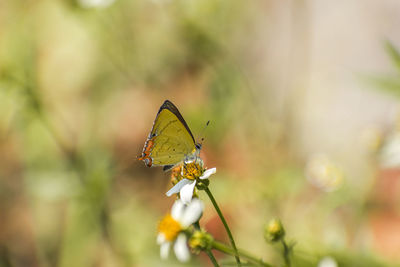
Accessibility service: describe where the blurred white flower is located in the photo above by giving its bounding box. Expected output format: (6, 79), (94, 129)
(157, 199), (204, 262)
(379, 131), (400, 168)
(317, 256), (338, 267)
(305, 154), (344, 192)
(166, 158), (216, 204)
(150, 0), (171, 4)
(78, 0), (115, 8)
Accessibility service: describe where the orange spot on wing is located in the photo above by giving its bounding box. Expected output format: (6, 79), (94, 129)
(138, 138), (155, 167)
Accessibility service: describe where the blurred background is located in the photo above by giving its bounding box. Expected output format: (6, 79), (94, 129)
(1, 0), (400, 266)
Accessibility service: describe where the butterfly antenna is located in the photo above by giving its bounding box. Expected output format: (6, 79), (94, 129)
(196, 120), (210, 151)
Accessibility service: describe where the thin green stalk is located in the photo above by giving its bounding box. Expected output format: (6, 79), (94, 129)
(204, 186), (241, 266)
(205, 250), (220, 267)
(281, 240), (291, 267)
(212, 241), (271, 267)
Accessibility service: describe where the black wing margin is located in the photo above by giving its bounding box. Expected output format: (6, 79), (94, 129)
(158, 100), (196, 144)
(163, 165), (174, 172)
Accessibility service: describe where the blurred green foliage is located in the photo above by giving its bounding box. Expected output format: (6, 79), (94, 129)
(365, 41), (400, 98)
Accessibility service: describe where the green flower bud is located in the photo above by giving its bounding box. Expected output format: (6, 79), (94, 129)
(189, 230), (214, 253)
(265, 218), (285, 243)
(195, 179), (209, 190)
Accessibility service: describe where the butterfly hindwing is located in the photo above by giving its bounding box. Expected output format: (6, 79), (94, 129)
(139, 100), (197, 167)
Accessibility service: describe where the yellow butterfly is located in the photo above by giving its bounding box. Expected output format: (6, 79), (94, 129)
(139, 100), (201, 170)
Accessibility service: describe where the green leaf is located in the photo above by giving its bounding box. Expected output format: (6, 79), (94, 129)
(385, 40), (400, 74)
(361, 74), (400, 98)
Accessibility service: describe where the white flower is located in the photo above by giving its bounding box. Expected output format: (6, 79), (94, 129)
(78, 0), (115, 8)
(305, 154), (344, 192)
(157, 199), (204, 262)
(317, 256), (338, 267)
(166, 159), (216, 204)
(379, 131), (400, 168)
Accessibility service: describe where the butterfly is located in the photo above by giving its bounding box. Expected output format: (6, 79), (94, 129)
(139, 100), (201, 170)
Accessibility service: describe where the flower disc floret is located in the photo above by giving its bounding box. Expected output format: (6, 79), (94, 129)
(157, 199), (204, 262)
(158, 214), (182, 241)
(166, 158), (216, 204)
(182, 160), (204, 180)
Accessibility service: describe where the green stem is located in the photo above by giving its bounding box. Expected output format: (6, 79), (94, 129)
(212, 241), (271, 267)
(194, 216), (219, 266)
(204, 186), (241, 266)
(281, 240), (291, 267)
(205, 250), (220, 267)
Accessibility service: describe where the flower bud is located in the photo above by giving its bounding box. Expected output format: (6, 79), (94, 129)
(171, 166), (183, 185)
(264, 218), (285, 243)
(189, 230), (214, 253)
(195, 179), (209, 190)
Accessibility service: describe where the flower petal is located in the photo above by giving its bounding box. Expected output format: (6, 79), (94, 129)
(171, 199), (185, 220)
(166, 179), (192, 197)
(174, 234), (190, 262)
(180, 180), (196, 204)
(200, 168), (216, 179)
(157, 233), (166, 244)
(180, 198), (204, 227)
(160, 242), (171, 260)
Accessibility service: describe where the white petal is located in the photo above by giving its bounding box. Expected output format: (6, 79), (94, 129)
(171, 199), (185, 220)
(160, 242), (171, 260)
(157, 233), (166, 244)
(200, 168), (216, 179)
(166, 179), (192, 197)
(180, 180), (196, 204)
(318, 256), (338, 267)
(180, 198), (204, 227)
(174, 234), (190, 262)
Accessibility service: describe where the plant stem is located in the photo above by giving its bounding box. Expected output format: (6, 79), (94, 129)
(204, 186), (241, 266)
(205, 250), (220, 267)
(281, 239), (291, 267)
(212, 241), (272, 267)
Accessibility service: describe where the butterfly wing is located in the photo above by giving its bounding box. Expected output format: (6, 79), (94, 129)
(139, 100), (197, 167)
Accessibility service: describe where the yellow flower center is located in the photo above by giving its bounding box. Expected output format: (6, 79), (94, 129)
(182, 161), (203, 180)
(158, 214), (182, 241)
